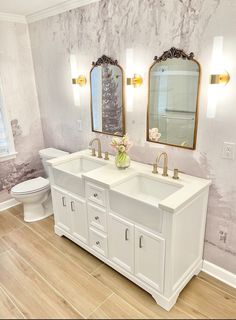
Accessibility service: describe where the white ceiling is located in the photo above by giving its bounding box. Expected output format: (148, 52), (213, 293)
(0, 0), (99, 23)
(0, 0), (74, 16)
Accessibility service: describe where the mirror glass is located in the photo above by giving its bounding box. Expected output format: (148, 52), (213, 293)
(147, 48), (200, 149)
(90, 55), (125, 136)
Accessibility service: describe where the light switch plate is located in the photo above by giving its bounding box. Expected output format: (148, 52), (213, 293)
(222, 142), (235, 160)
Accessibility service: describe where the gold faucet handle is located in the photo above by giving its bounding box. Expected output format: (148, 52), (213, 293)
(91, 148), (96, 157)
(152, 163), (158, 174)
(104, 151), (109, 160)
(172, 168), (179, 180)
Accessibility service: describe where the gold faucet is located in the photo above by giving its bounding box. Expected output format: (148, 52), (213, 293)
(89, 138), (102, 158)
(152, 152), (168, 176)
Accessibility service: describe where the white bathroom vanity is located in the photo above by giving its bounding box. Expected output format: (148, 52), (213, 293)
(48, 150), (210, 311)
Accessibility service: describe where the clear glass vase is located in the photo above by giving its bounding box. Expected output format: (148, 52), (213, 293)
(115, 152), (130, 169)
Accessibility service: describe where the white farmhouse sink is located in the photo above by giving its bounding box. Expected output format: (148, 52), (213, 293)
(109, 174), (182, 232)
(113, 174), (181, 205)
(52, 156), (106, 196)
(55, 157), (105, 175)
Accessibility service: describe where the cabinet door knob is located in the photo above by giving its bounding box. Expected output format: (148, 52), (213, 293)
(62, 196), (66, 207)
(95, 216), (99, 220)
(96, 241), (100, 246)
(70, 201), (75, 212)
(125, 228), (129, 241)
(139, 235), (143, 248)
(93, 193), (98, 198)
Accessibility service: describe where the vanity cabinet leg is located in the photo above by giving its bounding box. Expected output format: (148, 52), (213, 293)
(152, 292), (179, 312)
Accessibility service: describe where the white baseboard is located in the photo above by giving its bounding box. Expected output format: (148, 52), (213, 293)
(202, 260), (236, 289)
(0, 199), (21, 212)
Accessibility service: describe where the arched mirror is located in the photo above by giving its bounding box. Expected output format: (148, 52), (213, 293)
(90, 55), (125, 136)
(147, 48), (200, 149)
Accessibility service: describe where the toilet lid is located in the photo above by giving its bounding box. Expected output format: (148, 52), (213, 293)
(11, 177), (50, 195)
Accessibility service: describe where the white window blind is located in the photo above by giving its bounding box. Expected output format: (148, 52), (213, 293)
(0, 80), (16, 161)
(0, 96), (9, 155)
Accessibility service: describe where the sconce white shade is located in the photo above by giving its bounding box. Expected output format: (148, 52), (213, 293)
(207, 36), (229, 118)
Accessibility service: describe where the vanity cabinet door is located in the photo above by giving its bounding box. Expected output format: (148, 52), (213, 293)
(51, 188), (71, 233)
(108, 213), (134, 273)
(70, 196), (88, 244)
(135, 226), (165, 293)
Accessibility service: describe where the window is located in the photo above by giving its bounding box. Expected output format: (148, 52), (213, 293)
(0, 107), (8, 154)
(0, 81), (16, 160)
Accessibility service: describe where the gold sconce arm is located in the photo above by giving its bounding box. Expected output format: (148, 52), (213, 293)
(210, 72), (230, 85)
(127, 74), (143, 88)
(72, 75), (87, 86)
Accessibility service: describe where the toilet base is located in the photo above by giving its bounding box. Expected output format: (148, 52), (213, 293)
(23, 202), (53, 222)
(43, 193), (53, 216)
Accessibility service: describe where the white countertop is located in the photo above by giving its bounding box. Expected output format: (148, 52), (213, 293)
(48, 149), (211, 213)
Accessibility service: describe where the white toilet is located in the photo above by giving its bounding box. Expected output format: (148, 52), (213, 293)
(11, 148), (68, 222)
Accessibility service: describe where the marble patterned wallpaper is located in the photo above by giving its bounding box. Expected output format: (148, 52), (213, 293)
(0, 21), (45, 202)
(29, 0), (236, 273)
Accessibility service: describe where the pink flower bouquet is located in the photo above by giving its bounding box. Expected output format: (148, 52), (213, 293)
(111, 134), (133, 169)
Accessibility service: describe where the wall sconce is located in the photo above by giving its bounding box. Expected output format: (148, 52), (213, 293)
(72, 75), (87, 86)
(127, 74), (143, 88)
(210, 72), (230, 85)
(207, 36), (230, 118)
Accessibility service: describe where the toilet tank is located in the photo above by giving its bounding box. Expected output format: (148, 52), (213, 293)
(39, 148), (69, 177)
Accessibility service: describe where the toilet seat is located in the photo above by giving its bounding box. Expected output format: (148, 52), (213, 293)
(11, 177), (50, 196)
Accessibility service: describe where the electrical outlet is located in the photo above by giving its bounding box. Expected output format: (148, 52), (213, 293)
(222, 142), (235, 160)
(219, 225), (228, 243)
(219, 230), (227, 243)
(77, 120), (82, 131)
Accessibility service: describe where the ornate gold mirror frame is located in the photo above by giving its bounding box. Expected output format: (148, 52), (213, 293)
(146, 47), (201, 150)
(90, 55), (126, 137)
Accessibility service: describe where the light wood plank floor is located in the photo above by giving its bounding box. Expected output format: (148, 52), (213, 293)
(0, 205), (235, 319)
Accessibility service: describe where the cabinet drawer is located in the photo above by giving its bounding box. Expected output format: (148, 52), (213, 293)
(86, 183), (106, 207)
(88, 203), (107, 232)
(89, 227), (108, 257)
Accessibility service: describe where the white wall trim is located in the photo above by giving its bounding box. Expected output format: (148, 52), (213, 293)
(202, 260), (236, 289)
(0, 199), (20, 212)
(27, 0), (100, 23)
(0, 12), (26, 24)
(0, 0), (100, 24)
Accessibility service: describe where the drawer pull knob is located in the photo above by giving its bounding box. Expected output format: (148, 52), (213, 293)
(93, 193), (98, 198)
(139, 235), (143, 248)
(125, 228), (129, 241)
(62, 196), (66, 207)
(96, 241), (100, 246)
(95, 216), (99, 220)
